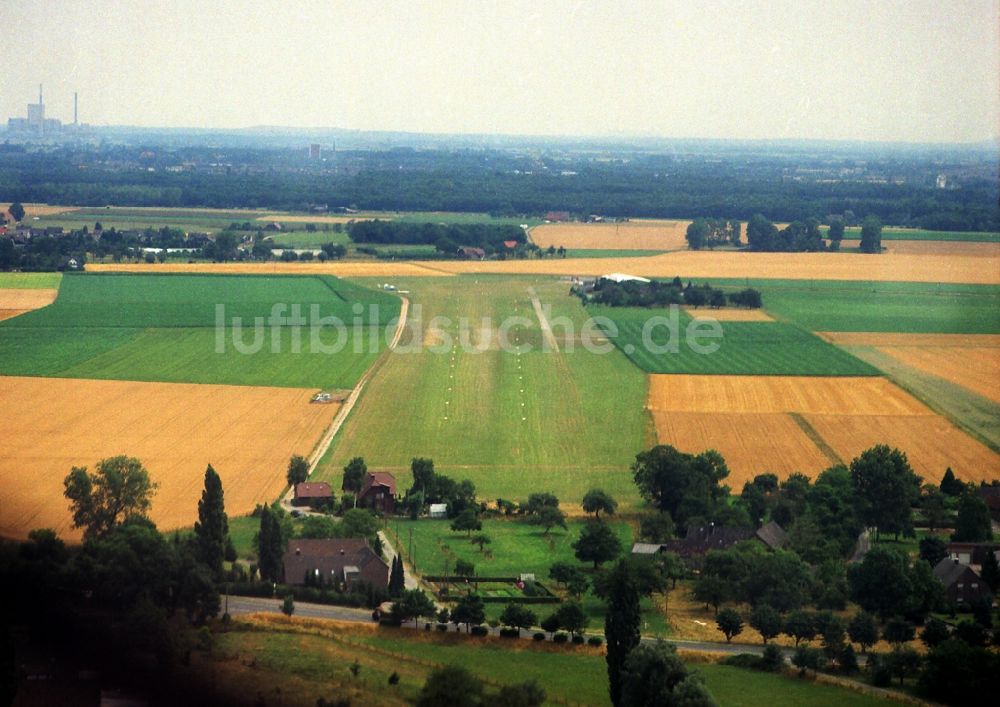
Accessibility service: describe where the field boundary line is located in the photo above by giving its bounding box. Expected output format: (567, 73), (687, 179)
(285, 296), (410, 502)
(787, 412), (843, 466)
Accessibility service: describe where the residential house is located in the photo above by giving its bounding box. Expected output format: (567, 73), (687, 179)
(292, 481), (333, 508)
(357, 471), (397, 515)
(932, 557), (992, 606)
(457, 246), (486, 260)
(947, 541), (1000, 567)
(544, 211), (570, 222)
(281, 538), (389, 589)
(633, 521), (787, 561)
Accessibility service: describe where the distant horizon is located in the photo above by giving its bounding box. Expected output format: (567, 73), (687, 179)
(2, 1), (997, 144)
(5, 116), (999, 150)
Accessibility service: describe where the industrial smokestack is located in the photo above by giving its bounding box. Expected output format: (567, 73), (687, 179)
(74, 92), (78, 125)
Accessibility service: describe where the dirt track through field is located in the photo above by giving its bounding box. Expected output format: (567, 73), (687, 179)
(647, 374), (999, 485)
(528, 287), (560, 352)
(0, 376), (339, 540)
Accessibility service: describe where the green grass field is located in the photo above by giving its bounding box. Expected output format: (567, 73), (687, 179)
(270, 230), (352, 248)
(588, 305), (878, 376)
(206, 622), (897, 707)
(0, 272), (62, 289)
(704, 279), (1000, 334)
(315, 276), (650, 507)
(0, 273), (400, 388)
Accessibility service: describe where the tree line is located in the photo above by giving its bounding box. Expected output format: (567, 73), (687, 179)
(587, 276), (762, 309)
(2, 143), (997, 231)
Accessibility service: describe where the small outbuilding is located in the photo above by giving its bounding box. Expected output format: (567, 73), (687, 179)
(292, 482), (333, 508)
(429, 503), (448, 519)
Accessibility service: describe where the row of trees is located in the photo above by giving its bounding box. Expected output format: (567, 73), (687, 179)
(347, 220), (526, 255)
(588, 276), (762, 310)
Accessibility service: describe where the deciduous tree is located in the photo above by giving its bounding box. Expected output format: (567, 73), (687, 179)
(850, 445), (922, 540)
(63, 456), (159, 540)
(573, 521), (621, 568)
(716, 608), (743, 643)
(582, 489), (618, 519)
(286, 454), (309, 486)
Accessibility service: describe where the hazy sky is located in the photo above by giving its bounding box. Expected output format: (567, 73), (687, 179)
(1, 0), (997, 142)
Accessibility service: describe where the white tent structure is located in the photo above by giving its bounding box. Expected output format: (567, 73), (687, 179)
(600, 273), (651, 284)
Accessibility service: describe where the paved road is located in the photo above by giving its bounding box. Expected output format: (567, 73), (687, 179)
(226, 595), (376, 622)
(224, 594), (852, 663)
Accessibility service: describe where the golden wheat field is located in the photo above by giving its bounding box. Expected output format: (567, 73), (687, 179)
(804, 414), (999, 483)
(684, 307), (774, 322)
(841, 239), (1000, 257)
(878, 345), (1000, 404)
(529, 220), (691, 251)
(818, 333), (1000, 404)
(0, 288), (58, 321)
(0, 376), (339, 540)
(88, 261), (451, 277)
(650, 411), (834, 482)
(647, 375), (929, 415)
(0, 203), (78, 217)
(430, 250), (1000, 284)
(90, 249), (1000, 284)
(647, 374), (999, 484)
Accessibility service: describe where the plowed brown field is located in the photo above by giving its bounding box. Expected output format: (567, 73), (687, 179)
(529, 220), (690, 251)
(0, 376), (339, 540)
(0, 288), (58, 321)
(647, 374), (999, 485)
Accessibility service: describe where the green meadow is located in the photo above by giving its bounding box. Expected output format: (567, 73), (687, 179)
(701, 279), (1000, 334)
(0, 272), (399, 388)
(207, 622), (897, 707)
(589, 306), (877, 376)
(0, 272), (62, 288)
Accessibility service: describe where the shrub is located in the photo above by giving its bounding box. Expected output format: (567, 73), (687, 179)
(587, 636), (604, 647)
(533, 632), (546, 642)
(424, 622), (432, 631)
(499, 627), (520, 638)
(553, 632), (569, 644)
(572, 634), (585, 645)
(761, 644), (785, 672)
(388, 672), (400, 686)
(436, 623), (448, 632)
(722, 654), (763, 670)
(470, 626), (489, 637)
